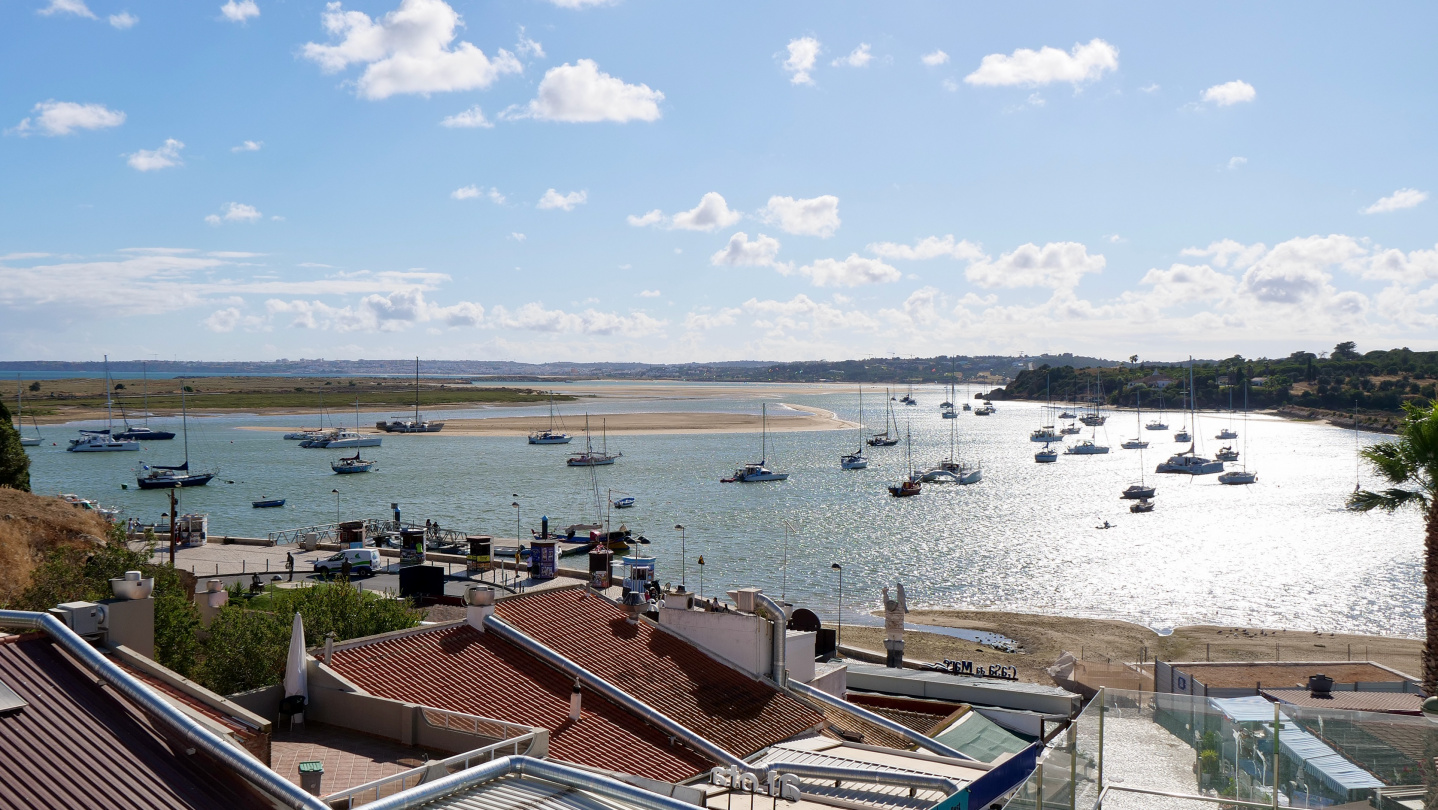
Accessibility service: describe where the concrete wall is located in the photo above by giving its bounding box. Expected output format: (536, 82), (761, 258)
(101, 597), (154, 659)
(845, 667), (1079, 716)
(659, 606), (769, 678)
(785, 631), (816, 683)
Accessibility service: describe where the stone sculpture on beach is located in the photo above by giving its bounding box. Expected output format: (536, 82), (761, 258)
(882, 582), (908, 668)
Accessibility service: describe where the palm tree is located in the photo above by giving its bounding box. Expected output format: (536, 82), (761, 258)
(1348, 401), (1438, 694)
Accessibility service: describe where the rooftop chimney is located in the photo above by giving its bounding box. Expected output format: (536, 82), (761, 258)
(1308, 673), (1334, 698)
(466, 586), (495, 631)
(569, 678), (582, 721)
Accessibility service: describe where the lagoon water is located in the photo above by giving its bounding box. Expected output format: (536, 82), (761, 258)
(25, 384), (1418, 636)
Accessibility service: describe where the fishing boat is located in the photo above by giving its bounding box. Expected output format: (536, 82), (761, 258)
(867, 390), (901, 446)
(528, 393), (572, 444)
(113, 362), (175, 441)
(724, 404), (789, 482)
(376, 357), (445, 432)
(252, 498), (286, 508)
(135, 390), (216, 489)
(567, 416), (622, 466)
(1034, 444), (1058, 463)
(331, 453), (376, 474)
(14, 375), (42, 447)
(887, 427), (921, 496)
(1129, 498), (1154, 513)
(841, 386), (869, 469)
(1218, 381), (1257, 485)
(68, 356), (139, 453)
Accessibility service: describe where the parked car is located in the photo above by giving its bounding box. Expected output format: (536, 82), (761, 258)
(312, 548), (381, 577)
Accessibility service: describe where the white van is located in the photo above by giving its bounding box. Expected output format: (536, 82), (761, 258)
(312, 548), (381, 577)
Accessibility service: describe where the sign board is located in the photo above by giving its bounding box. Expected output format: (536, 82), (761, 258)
(400, 529), (426, 568)
(466, 536), (492, 573)
(530, 541), (557, 581)
(934, 658), (1019, 681)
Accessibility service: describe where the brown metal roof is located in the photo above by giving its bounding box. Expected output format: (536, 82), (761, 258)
(1261, 688), (1424, 715)
(0, 635), (272, 810)
(1172, 662), (1409, 689)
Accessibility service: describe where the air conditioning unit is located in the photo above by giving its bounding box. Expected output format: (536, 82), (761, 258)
(50, 602), (106, 636)
(734, 588), (761, 614)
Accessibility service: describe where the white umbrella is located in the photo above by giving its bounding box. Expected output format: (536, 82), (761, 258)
(284, 612), (308, 702)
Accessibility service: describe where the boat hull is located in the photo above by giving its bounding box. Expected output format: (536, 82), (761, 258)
(326, 437), (383, 448)
(332, 463), (375, 474)
(567, 456), (618, 466)
(1218, 471), (1256, 485)
(114, 429), (175, 441)
(529, 436), (572, 445)
(736, 472), (789, 482)
(252, 499), (286, 508)
(1155, 457), (1224, 475)
(68, 440), (139, 452)
(136, 472), (215, 489)
(1120, 486), (1155, 500)
(20, 437), (41, 447)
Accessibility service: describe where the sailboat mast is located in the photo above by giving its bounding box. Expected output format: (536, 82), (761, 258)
(414, 357), (420, 422)
(181, 388), (190, 466)
(103, 354), (114, 430)
(761, 403), (767, 464)
(142, 360), (149, 426)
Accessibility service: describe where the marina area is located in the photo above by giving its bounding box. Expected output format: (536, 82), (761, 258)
(24, 382), (1418, 637)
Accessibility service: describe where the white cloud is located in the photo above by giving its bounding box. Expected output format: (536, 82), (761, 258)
(231, 140), (263, 152)
(1363, 188), (1428, 215)
(108, 11), (137, 28)
(1238, 235), (1365, 304)
(867, 235), (985, 261)
(783, 37), (821, 85)
(965, 242), (1105, 289)
(639, 289), (661, 298)
(537, 189), (586, 211)
(542, 0), (612, 7)
(941, 78), (959, 92)
(203, 307), (266, 333)
(506, 60), (663, 123)
(1201, 80), (1256, 106)
(1138, 263), (1237, 307)
(743, 294), (879, 334)
(267, 289), (485, 332)
(630, 192), (742, 232)
(1228, 156), (1247, 170)
(1139, 83), (1160, 93)
(302, 0), (522, 100)
(684, 307), (741, 330)
(37, 0), (95, 19)
(832, 44), (872, 68)
(761, 195), (840, 237)
(11, 100), (124, 136)
(451, 185), (480, 200)
(125, 138), (184, 171)
(440, 106), (493, 128)
(205, 202), (263, 224)
(1181, 239), (1268, 270)
(921, 50), (949, 67)
(220, 0), (259, 22)
(515, 26), (543, 58)
(510, 232), (526, 241)
(792, 255), (900, 287)
(489, 302), (666, 336)
(487, 188), (506, 204)
(964, 38), (1118, 87)
(452, 185), (503, 203)
(711, 232), (783, 268)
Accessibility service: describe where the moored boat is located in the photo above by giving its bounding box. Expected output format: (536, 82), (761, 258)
(331, 453), (376, 474)
(252, 498), (286, 508)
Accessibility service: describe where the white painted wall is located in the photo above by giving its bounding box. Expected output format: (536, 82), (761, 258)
(659, 605), (769, 678)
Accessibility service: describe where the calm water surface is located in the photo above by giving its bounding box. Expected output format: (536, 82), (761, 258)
(25, 385), (1417, 636)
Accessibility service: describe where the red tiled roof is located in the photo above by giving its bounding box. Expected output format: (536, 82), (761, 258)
(0, 636), (271, 810)
(494, 589), (824, 758)
(328, 624), (715, 782)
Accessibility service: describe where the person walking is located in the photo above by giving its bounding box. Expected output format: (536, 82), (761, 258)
(340, 555), (352, 582)
(285, 551), (295, 582)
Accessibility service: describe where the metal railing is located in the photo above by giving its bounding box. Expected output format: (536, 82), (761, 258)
(419, 706), (539, 741)
(269, 519), (470, 546)
(321, 731), (542, 809)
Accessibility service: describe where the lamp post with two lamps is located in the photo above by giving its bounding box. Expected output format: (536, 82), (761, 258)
(511, 497), (521, 589)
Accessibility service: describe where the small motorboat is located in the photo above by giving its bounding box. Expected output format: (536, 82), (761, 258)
(1031, 426), (1063, 442)
(887, 479), (921, 497)
(1218, 469), (1257, 485)
(252, 498), (286, 508)
(611, 496), (636, 509)
(1120, 438), (1149, 449)
(1064, 440), (1110, 455)
(1035, 445), (1058, 463)
(1058, 410), (1076, 419)
(962, 403), (972, 412)
(1174, 429), (1191, 442)
(1121, 483), (1155, 500)
(939, 400), (952, 408)
(1145, 420), (1168, 431)
(1217, 428), (1238, 440)
(1215, 446), (1239, 462)
(331, 453), (376, 474)
(1130, 499), (1154, 513)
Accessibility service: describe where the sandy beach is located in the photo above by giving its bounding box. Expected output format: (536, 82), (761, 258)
(240, 404), (856, 436)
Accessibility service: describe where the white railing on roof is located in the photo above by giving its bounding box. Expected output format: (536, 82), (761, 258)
(268, 519), (469, 546)
(420, 706), (538, 741)
(322, 731), (543, 809)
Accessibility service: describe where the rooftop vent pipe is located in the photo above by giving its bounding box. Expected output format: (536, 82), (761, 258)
(1308, 673), (1334, 697)
(753, 592), (787, 686)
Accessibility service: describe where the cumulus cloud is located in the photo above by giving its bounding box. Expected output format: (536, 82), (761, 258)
(125, 138), (184, 171)
(1227, 156), (1247, 170)
(711, 232), (783, 268)
(965, 39), (1117, 87)
(1138, 263), (1237, 307)
(489, 302), (666, 336)
(220, 0), (259, 22)
(37, 0), (95, 19)
(743, 294), (879, 334)
(1181, 239), (1269, 270)
(1201, 80), (1256, 106)
(1238, 235), (1365, 304)
(203, 307), (266, 333)
(639, 289), (660, 298)
(302, 0), (522, 100)
(965, 242), (1105, 289)
(867, 235), (984, 261)
(507, 60), (663, 122)
(204, 202), (263, 224)
(11, 100), (124, 136)
(537, 189), (586, 211)
(783, 37), (820, 85)
(832, 44), (872, 68)
(232, 140), (263, 152)
(684, 307), (741, 330)
(451, 185), (480, 200)
(440, 106), (493, 128)
(267, 289), (485, 332)
(761, 195), (840, 237)
(1363, 188), (1428, 215)
(792, 255), (900, 287)
(515, 26), (543, 58)
(452, 185), (503, 203)
(629, 192), (742, 232)
(109, 11), (137, 28)
(921, 50), (949, 66)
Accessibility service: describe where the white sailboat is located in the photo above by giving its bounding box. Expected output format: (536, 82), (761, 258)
(567, 415), (622, 466)
(1030, 372), (1063, 442)
(375, 357), (445, 432)
(324, 401), (383, 448)
(1034, 443), (1058, 463)
(529, 393), (572, 444)
(68, 356), (139, 452)
(867, 390), (901, 446)
(1216, 382), (1239, 440)
(1173, 387), (1192, 442)
(923, 406), (981, 484)
(15, 375), (42, 447)
(1218, 381), (1257, 485)
(887, 424), (921, 497)
(1079, 368), (1108, 426)
(1156, 359), (1224, 475)
(1145, 391), (1169, 431)
(841, 387), (868, 470)
(726, 403), (788, 482)
(136, 390), (216, 488)
(1120, 390), (1149, 449)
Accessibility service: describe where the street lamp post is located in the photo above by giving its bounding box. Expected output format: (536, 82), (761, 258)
(674, 524), (686, 591)
(511, 499), (520, 589)
(831, 562), (843, 648)
(781, 522), (796, 603)
(332, 489), (340, 524)
(697, 555), (705, 598)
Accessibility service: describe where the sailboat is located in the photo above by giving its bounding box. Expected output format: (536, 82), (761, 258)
(1079, 369), (1107, 425)
(867, 390), (901, 446)
(962, 385), (972, 412)
(1030, 373), (1062, 442)
(1216, 382), (1239, 440)
(841, 387), (868, 469)
(1034, 443), (1058, 463)
(68, 356), (139, 452)
(285, 392), (329, 440)
(899, 385), (917, 406)
(567, 415), (622, 466)
(887, 425), (921, 496)
(1145, 392), (1168, 431)
(1218, 382), (1257, 485)
(1120, 391), (1149, 449)
(324, 401), (383, 448)
(114, 361), (174, 441)
(136, 390), (216, 488)
(1173, 387), (1192, 442)
(923, 409), (981, 483)
(376, 357), (445, 432)
(331, 453), (376, 474)
(528, 393), (572, 444)
(725, 403), (789, 482)
(1156, 360), (1224, 475)
(15, 375), (42, 447)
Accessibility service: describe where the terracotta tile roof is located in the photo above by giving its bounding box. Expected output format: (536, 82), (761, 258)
(328, 623), (715, 782)
(494, 589), (824, 758)
(0, 635), (271, 810)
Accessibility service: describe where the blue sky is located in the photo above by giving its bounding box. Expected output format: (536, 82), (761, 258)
(2, 0), (1435, 363)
